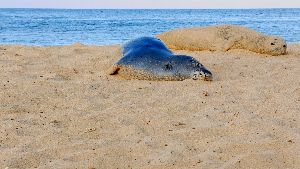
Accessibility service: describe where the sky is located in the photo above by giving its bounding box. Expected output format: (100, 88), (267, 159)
(0, 0), (300, 9)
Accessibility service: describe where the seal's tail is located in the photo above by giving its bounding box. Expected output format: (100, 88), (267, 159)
(107, 65), (120, 75)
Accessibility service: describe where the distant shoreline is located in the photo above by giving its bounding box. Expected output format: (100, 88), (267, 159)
(0, 7), (300, 10)
(1, 42), (300, 49)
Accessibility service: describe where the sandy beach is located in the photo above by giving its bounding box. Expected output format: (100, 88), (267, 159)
(0, 43), (299, 168)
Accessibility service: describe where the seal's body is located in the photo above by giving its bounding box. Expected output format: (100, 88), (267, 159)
(109, 37), (212, 81)
(157, 25), (287, 56)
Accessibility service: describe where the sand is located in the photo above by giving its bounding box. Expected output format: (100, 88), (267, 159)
(0, 43), (299, 169)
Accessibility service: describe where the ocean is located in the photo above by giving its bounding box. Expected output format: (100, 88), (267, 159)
(0, 8), (299, 46)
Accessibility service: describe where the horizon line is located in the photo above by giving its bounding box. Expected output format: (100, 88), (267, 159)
(0, 7), (299, 10)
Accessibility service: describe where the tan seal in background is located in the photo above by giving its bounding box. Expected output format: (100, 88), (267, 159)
(157, 25), (287, 56)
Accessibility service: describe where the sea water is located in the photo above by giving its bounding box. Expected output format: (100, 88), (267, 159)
(0, 8), (299, 46)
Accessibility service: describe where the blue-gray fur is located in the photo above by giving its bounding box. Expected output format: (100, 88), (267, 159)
(122, 37), (173, 56)
(111, 37), (213, 81)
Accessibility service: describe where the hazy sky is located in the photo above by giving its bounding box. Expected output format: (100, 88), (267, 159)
(0, 0), (300, 9)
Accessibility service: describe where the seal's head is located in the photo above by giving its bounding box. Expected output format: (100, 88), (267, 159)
(262, 36), (287, 56)
(169, 55), (213, 81)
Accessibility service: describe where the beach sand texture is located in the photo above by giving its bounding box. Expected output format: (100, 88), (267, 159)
(0, 44), (299, 168)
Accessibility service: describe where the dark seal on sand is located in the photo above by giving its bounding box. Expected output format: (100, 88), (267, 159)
(108, 37), (212, 81)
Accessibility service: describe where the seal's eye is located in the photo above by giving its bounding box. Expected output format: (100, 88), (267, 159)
(192, 73), (199, 80)
(283, 45), (286, 48)
(164, 63), (173, 70)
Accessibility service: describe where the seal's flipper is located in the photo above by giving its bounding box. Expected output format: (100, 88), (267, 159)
(107, 65), (120, 75)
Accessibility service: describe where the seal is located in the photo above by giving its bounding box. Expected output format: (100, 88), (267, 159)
(108, 37), (213, 81)
(157, 25), (287, 56)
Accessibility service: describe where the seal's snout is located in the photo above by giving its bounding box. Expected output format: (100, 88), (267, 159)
(192, 69), (213, 81)
(201, 69), (213, 81)
(203, 73), (213, 81)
